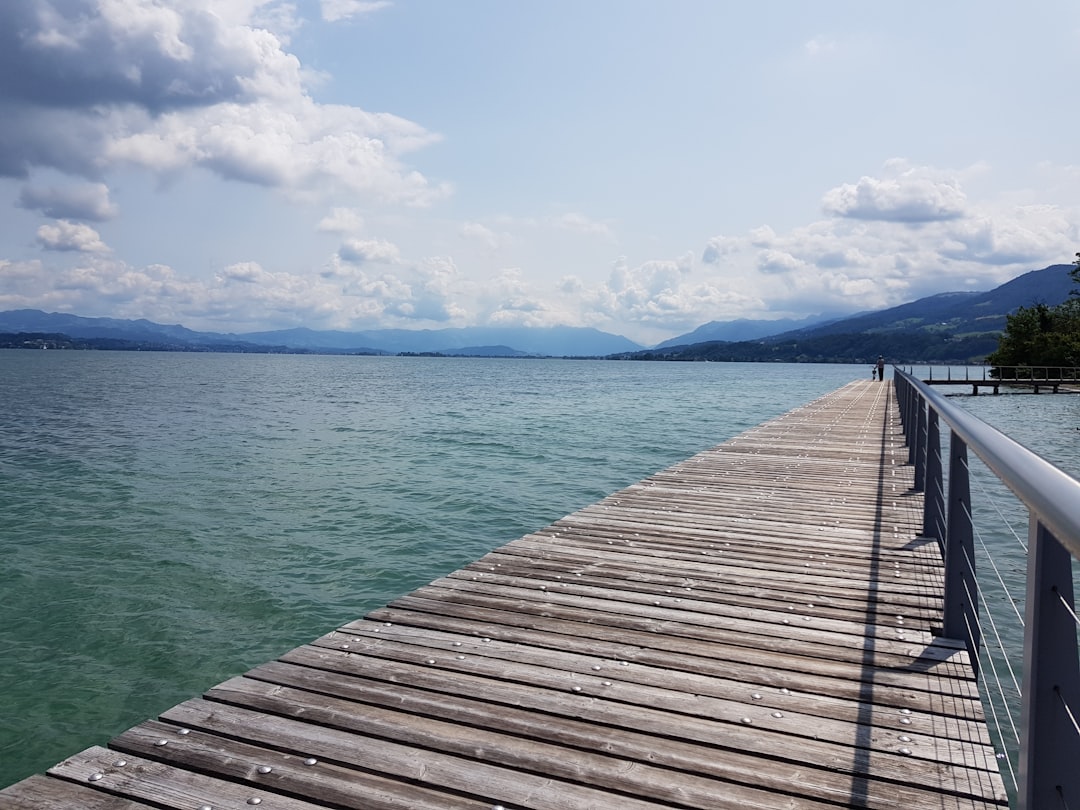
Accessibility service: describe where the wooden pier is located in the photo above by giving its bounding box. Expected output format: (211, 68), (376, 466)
(923, 365), (1080, 395)
(0, 380), (1008, 809)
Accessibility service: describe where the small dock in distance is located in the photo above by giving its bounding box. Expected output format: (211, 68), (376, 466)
(922, 364), (1080, 395)
(0, 380), (1008, 809)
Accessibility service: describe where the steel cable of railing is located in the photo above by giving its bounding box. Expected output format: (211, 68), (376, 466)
(1053, 687), (1080, 810)
(1056, 590), (1080, 632)
(960, 452), (1030, 553)
(1056, 686), (1080, 741)
(966, 601), (1021, 791)
(962, 538), (1024, 703)
(967, 588), (1025, 782)
(954, 480), (1026, 792)
(962, 495), (1028, 630)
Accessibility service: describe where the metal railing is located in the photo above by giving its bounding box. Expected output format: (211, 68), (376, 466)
(894, 369), (1080, 809)
(922, 366), (1080, 382)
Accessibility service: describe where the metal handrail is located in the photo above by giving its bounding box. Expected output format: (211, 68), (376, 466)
(897, 372), (1080, 556)
(893, 369), (1080, 810)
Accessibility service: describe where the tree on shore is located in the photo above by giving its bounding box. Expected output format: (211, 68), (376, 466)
(986, 254), (1080, 367)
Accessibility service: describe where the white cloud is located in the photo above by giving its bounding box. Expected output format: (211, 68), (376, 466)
(702, 235), (741, 264)
(395, 256), (465, 322)
(218, 261), (270, 284)
(321, 1), (392, 23)
(4, 250), (459, 332)
(823, 164), (967, 223)
(0, 259), (44, 285)
(0, 1), (445, 206)
(756, 249), (804, 275)
(36, 221), (110, 253)
(482, 268), (567, 328)
(571, 253), (758, 333)
(252, 2), (305, 44)
(19, 183), (118, 221)
(317, 207), (366, 234)
(942, 206), (1078, 266)
(104, 99), (448, 204)
(748, 225), (776, 247)
(338, 238), (401, 265)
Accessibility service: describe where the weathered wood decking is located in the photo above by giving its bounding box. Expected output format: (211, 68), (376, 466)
(0, 380), (1008, 809)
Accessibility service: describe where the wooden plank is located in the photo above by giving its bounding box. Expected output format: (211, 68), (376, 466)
(365, 595), (980, 698)
(0, 775), (156, 810)
(226, 665), (999, 810)
(110, 722), (491, 810)
(384, 587), (975, 678)
(155, 698), (818, 810)
(462, 549), (944, 627)
(294, 631), (995, 763)
(45, 747), (326, 810)
(321, 620), (990, 730)
(468, 546), (944, 624)
(240, 660), (989, 810)
(429, 573), (941, 647)
(354, 606), (988, 712)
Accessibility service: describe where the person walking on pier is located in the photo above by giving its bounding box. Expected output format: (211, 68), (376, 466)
(877, 356), (885, 381)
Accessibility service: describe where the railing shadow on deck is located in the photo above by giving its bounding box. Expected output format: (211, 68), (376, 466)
(894, 369), (1080, 810)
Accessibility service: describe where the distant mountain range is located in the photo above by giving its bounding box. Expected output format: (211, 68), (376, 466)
(624, 263), (1075, 364)
(0, 311), (642, 357)
(0, 263), (1073, 361)
(654, 314), (843, 348)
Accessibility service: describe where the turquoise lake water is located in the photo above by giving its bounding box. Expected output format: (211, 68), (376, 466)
(1, 351), (1077, 789)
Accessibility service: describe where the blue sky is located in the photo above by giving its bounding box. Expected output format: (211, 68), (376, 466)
(1, 1), (1078, 345)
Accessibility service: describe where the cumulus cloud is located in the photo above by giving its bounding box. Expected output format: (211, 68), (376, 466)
(321, 1), (392, 23)
(0, 2), (277, 114)
(0, 1), (444, 205)
(103, 99), (448, 203)
(748, 225), (777, 247)
(218, 261), (270, 283)
(702, 235), (741, 264)
(3, 248), (463, 333)
(36, 221), (110, 253)
(338, 238), (401, 265)
(393, 256), (464, 322)
(823, 166), (967, 223)
(18, 183), (118, 221)
(0, 259), (44, 285)
(757, 249), (805, 275)
(317, 207), (365, 234)
(481, 268), (566, 328)
(253, 2), (305, 43)
(942, 206), (1077, 266)
(572, 253), (759, 333)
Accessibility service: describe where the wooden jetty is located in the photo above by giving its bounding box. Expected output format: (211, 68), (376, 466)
(923, 365), (1080, 395)
(0, 380), (1008, 809)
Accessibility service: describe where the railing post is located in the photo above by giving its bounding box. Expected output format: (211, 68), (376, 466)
(943, 431), (979, 675)
(923, 408), (945, 551)
(1019, 520), (1080, 810)
(913, 395), (927, 492)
